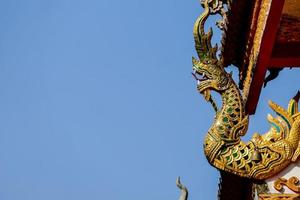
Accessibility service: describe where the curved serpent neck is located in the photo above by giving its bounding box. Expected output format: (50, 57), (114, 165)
(210, 78), (246, 140)
(202, 76), (300, 179)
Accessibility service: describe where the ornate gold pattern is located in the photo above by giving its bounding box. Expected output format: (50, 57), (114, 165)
(192, 0), (300, 180)
(274, 177), (300, 194)
(259, 177), (300, 200)
(259, 194), (300, 200)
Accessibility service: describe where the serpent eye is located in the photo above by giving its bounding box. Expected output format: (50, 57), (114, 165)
(203, 60), (210, 64)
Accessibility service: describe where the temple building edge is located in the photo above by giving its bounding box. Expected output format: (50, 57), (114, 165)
(178, 0), (300, 199)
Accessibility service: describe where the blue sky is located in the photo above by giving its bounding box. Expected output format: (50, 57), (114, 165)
(0, 0), (299, 200)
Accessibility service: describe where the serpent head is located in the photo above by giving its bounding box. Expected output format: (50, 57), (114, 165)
(192, 57), (231, 102)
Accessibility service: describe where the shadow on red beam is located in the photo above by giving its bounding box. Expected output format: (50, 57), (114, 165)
(269, 58), (300, 68)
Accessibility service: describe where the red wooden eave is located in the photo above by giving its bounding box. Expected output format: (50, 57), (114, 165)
(245, 0), (300, 114)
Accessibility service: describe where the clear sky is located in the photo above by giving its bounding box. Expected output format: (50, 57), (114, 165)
(0, 0), (299, 200)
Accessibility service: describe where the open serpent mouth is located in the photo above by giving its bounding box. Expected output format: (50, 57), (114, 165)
(192, 70), (218, 112)
(192, 70), (211, 101)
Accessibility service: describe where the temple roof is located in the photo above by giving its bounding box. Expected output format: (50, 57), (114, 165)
(221, 0), (300, 114)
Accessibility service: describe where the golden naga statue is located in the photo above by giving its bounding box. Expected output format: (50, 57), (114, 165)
(191, 0), (300, 180)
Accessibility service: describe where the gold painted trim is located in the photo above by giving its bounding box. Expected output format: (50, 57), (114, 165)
(259, 193), (300, 200)
(242, 0), (272, 101)
(274, 177), (300, 194)
(259, 177), (300, 200)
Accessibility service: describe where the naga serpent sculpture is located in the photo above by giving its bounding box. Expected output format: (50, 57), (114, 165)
(177, 0), (300, 199)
